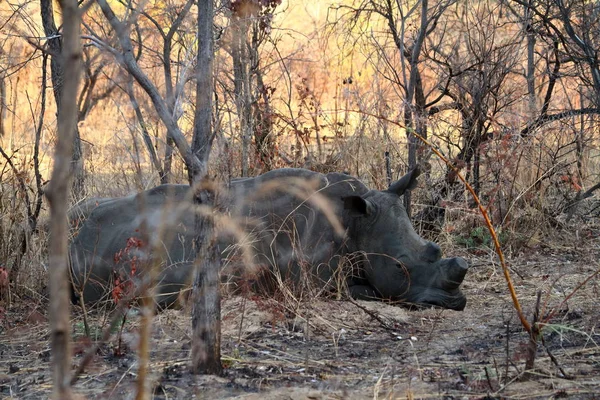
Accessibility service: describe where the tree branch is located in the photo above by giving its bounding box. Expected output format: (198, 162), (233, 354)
(96, 0), (203, 177)
(520, 108), (600, 137)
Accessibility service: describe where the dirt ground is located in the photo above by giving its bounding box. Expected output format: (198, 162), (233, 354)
(1, 245), (599, 399)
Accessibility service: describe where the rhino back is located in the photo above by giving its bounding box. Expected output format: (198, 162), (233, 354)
(70, 184), (195, 303)
(225, 169), (369, 285)
(71, 170), (372, 303)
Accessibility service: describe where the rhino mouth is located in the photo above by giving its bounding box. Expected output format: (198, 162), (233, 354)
(409, 288), (468, 311)
(348, 256), (469, 311)
(414, 256), (469, 311)
(348, 283), (467, 311)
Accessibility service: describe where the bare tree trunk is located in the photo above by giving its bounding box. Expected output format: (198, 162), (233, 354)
(40, 0), (85, 200)
(71, 129), (85, 198)
(473, 146), (481, 197)
(525, 0), (537, 116)
(96, 0), (220, 373)
(0, 74), (6, 137)
(402, 0), (428, 217)
(45, 0), (82, 397)
(231, 13), (252, 176)
(251, 32), (274, 170)
(163, 136), (174, 184)
(190, 0), (221, 375)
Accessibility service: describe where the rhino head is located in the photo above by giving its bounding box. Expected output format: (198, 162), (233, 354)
(343, 167), (469, 311)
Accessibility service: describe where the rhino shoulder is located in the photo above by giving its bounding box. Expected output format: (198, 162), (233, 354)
(255, 168), (322, 182)
(68, 197), (117, 232)
(136, 184), (191, 207)
(322, 172), (369, 198)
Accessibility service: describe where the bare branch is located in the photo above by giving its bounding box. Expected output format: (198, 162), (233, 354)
(96, 0), (204, 176)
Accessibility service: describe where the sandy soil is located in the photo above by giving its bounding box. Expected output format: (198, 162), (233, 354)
(1, 247), (599, 399)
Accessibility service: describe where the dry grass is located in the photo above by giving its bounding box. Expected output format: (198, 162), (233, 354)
(1, 0), (600, 395)
(1, 250), (599, 398)
(1, 126), (600, 398)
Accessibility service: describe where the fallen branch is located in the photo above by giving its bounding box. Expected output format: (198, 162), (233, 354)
(541, 334), (574, 380)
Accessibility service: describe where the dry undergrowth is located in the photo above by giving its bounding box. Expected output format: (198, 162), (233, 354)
(0, 243), (599, 399)
(1, 144), (599, 399)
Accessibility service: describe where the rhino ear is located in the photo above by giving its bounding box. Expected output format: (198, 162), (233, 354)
(387, 165), (421, 196)
(343, 196), (374, 216)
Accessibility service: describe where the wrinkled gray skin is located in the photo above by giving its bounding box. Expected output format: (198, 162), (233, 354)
(69, 168), (469, 310)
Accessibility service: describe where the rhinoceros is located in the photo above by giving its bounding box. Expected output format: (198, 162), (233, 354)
(69, 168), (469, 310)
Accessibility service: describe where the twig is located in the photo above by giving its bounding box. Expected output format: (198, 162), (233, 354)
(492, 356), (501, 387)
(485, 366), (496, 392)
(116, 310), (129, 356)
(540, 334), (574, 380)
(524, 291), (542, 374)
(542, 266), (600, 324)
(79, 294), (90, 338)
(70, 279), (152, 385)
(348, 298), (397, 334)
(504, 319), (510, 384)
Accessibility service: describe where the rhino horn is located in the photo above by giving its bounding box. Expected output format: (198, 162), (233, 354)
(387, 166), (421, 196)
(442, 257), (469, 291)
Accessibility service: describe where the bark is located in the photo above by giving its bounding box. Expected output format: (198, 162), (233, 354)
(45, 0), (82, 397)
(191, 0), (216, 169)
(525, 0), (537, 116)
(190, 189), (221, 374)
(403, 0), (429, 217)
(231, 13), (252, 176)
(163, 136), (174, 184)
(40, 0), (85, 199)
(0, 74), (6, 137)
(414, 69), (428, 165)
(190, 0), (221, 375)
(385, 151), (392, 186)
(250, 20), (275, 170)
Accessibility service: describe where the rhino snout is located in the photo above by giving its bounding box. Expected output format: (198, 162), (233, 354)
(413, 257), (469, 311)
